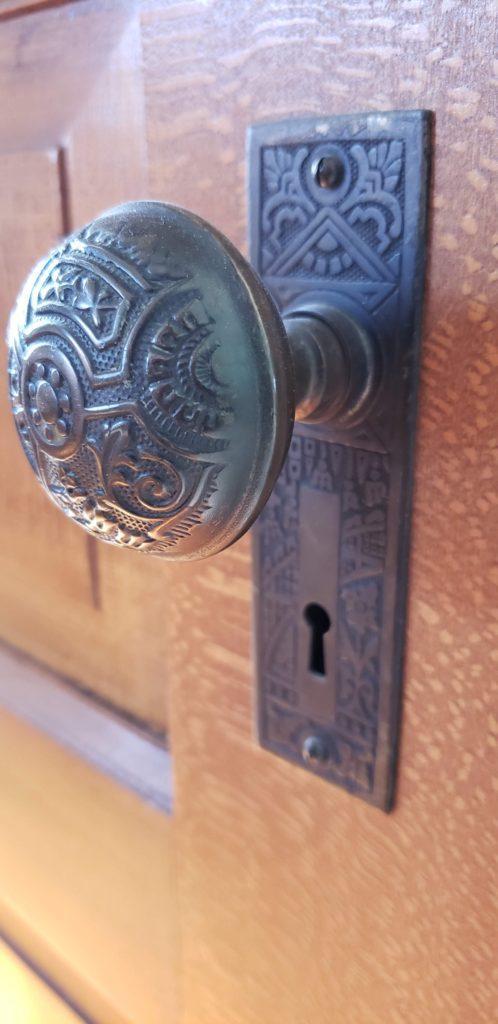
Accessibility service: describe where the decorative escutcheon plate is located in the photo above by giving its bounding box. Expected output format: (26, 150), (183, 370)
(250, 111), (431, 810)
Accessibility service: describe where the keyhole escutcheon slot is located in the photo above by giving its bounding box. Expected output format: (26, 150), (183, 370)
(304, 603), (331, 676)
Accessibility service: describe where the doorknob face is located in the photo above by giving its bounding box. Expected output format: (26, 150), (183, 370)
(7, 201), (375, 560)
(7, 202), (298, 559)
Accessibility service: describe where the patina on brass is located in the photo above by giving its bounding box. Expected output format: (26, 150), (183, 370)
(7, 201), (374, 560)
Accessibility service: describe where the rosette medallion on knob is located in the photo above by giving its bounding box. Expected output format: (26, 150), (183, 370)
(6, 202), (377, 560)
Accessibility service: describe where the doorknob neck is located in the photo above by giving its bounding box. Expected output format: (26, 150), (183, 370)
(284, 304), (377, 426)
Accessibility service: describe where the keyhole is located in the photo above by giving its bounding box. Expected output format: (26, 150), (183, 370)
(304, 603), (331, 676)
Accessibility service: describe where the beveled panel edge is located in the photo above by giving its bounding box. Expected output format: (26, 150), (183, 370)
(0, 641), (173, 813)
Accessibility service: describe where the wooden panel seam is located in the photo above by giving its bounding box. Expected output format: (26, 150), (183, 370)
(0, 929), (95, 1024)
(0, 641), (173, 812)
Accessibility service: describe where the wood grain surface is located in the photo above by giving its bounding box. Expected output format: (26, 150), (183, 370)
(141, 2), (497, 1022)
(0, 2), (496, 1022)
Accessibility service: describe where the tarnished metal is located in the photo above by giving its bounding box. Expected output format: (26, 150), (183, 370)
(7, 202), (296, 560)
(7, 202), (375, 561)
(250, 110), (431, 810)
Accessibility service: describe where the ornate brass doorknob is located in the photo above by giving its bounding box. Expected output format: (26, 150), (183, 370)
(7, 202), (376, 560)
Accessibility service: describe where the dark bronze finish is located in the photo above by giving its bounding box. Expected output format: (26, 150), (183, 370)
(6, 202), (374, 561)
(284, 302), (378, 426)
(250, 110), (431, 810)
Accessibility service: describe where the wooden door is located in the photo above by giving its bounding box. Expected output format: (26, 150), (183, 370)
(0, 2), (496, 1022)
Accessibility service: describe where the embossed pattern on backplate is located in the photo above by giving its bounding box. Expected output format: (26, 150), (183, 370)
(250, 111), (431, 810)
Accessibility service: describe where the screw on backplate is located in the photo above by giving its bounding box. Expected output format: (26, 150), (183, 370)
(314, 154), (345, 190)
(301, 733), (330, 770)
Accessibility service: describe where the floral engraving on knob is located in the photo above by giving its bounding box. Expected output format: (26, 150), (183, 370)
(27, 361), (72, 444)
(58, 467), (86, 499)
(40, 264), (121, 327)
(8, 213), (232, 556)
(33, 261), (130, 350)
(101, 420), (209, 519)
(43, 421), (221, 553)
(143, 295), (232, 454)
(19, 344), (84, 459)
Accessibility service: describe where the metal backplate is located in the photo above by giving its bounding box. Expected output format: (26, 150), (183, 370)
(250, 110), (431, 810)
